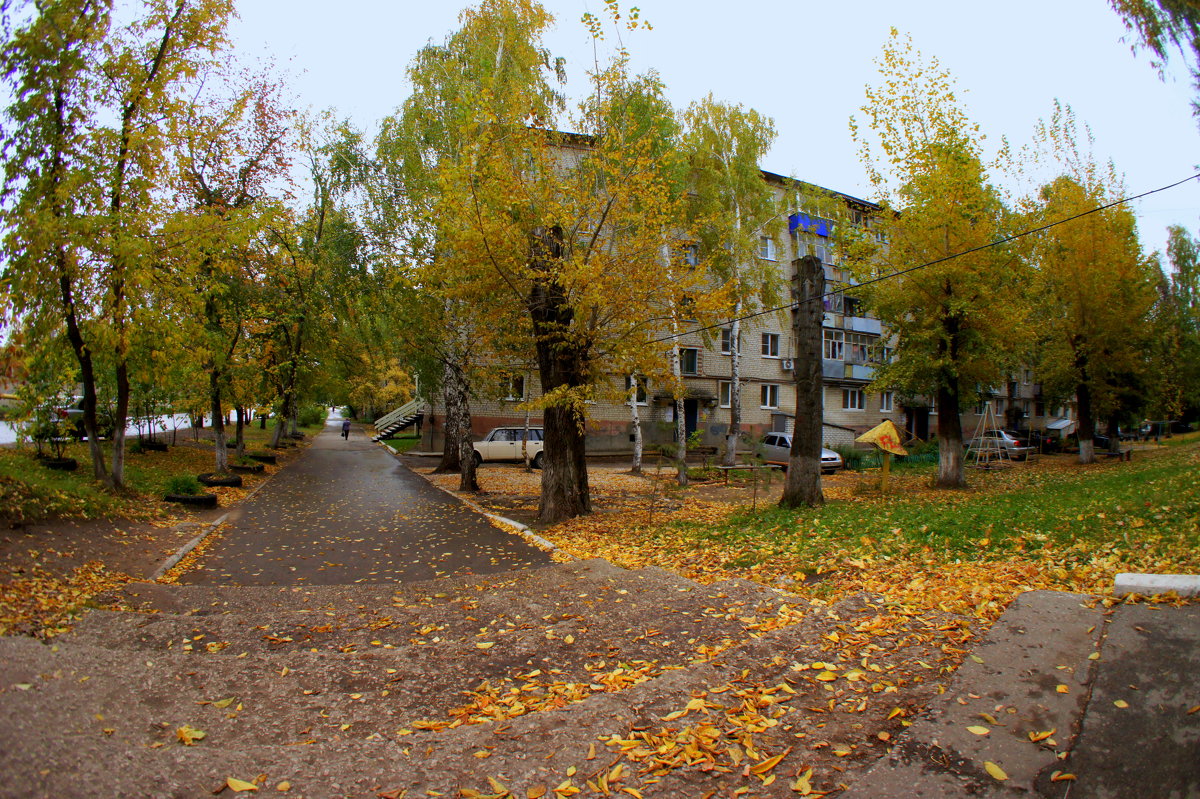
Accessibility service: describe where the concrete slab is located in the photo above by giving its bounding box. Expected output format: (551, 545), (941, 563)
(1039, 603), (1200, 798)
(843, 590), (1106, 798)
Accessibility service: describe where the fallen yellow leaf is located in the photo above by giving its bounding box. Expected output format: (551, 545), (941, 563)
(175, 725), (206, 746)
(477, 642), (495, 650)
(750, 747), (790, 774)
(966, 726), (989, 736)
(1114, 699), (1129, 708)
(226, 777), (259, 792)
(984, 762), (1008, 781)
(1051, 772), (1077, 782)
(1055, 684), (1069, 694)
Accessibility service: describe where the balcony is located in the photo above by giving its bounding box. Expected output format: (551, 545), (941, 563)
(845, 363), (875, 380)
(822, 360), (844, 379)
(844, 316), (882, 335)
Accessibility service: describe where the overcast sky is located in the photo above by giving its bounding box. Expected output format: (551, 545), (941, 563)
(229, 0), (1200, 261)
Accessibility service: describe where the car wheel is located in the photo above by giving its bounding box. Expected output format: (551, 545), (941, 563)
(473, 451), (483, 467)
(532, 451), (544, 469)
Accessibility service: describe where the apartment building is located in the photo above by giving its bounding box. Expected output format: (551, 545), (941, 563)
(414, 170), (911, 454)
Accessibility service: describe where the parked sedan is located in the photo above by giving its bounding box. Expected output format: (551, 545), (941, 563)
(757, 432), (844, 474)
(965, 429), (1034, 460)
(473, 426), (545, 468)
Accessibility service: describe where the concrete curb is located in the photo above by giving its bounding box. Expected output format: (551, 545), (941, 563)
(147, 453), (282, 582)
(150, 512), (228, 582)
(375, 438), (574, 561)
(1114, 572), (1200, 597)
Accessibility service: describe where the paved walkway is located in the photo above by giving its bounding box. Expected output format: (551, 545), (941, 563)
(180, 420), (550, 585)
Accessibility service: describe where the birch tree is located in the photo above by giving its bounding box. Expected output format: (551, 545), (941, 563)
(681, 95), (783, 468)
(849, 30), (1028, 488)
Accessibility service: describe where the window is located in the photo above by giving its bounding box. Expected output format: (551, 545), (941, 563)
(842, 388), (865, 411)
(720, 328), (740, 354)
(843, 295), (862, 316)
(1023, 369), (1033, 385)
(679, 348), (699, 375)
(846, 333), (875, 364)
(823, 291), (844, 313)
(823, 329), (844, 360)
(758, 235), (777, 260)
(719, 381), (732, 408)
(504, 375), (525, 401)
(624, 375), (648, 405)
(761, 332), (780, 358)
(1035, 400), (1046, 418)
(683, 243), (699, 266)
(880, 391), (894, 412)
(761, 384), (780, 409)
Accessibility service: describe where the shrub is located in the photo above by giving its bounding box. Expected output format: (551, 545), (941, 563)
(165, 474), (203, 496)
(297, 404), (328, 428)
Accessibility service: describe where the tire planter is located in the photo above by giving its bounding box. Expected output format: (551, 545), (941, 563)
(43, 457), (78, 471)
(247, 453), (277, 465)
(230, 463), (264, 474)
(197, 472), (243, 488)
(140, 440), (168, 452)
(164, 493), (218, 508)
(287, 432), (305, 440)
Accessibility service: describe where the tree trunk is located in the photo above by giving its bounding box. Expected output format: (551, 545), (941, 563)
(434, 360), (465, 474)
(109, 358), (130, 490)
(935, 381), (966, 488)
(450, 362), (479, 492)
(669, 343), (688, 486)
(529, 226), (590, 523)
(210, 369), (228, 473)
(782, 255), (825, 508)
(234, 406), (245, 457)
(628, 378), (642, 474)
(724, 304), (742, 467)
(1077, 378), (1095, 464)
(59, 272), (107, 481)
(522, 404), (533, 473)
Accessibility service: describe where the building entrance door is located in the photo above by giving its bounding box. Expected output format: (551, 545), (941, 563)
(684, 399), (699, 438)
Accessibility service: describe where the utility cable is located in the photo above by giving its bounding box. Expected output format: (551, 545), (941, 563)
(650, 172), (1200, 344)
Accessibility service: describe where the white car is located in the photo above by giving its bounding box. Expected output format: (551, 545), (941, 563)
(757, 432), (844, 473)
(473, 427), (545, 468)
(966, 429), (1033, 460)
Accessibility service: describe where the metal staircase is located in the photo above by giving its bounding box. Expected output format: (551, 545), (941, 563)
(371, 397), (425, 441)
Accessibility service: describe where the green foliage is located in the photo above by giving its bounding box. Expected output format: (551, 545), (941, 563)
(849, 30), (1030, 487)
(165, 474), (203, 496)
(296, 404), (328, 428)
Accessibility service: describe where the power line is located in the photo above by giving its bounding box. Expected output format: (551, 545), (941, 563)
(651, 172), (1200, 345)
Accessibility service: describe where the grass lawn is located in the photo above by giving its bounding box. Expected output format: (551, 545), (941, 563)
(544, 440), (1200, 622)
(0, 421), (325, 525)
(382, 433), (422, 453)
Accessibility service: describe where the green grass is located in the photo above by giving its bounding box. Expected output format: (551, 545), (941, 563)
(382, 433), (421, 453)
(668, 444), (1200, 570)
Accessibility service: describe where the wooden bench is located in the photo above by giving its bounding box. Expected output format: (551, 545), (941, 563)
(1103, 449), (1133, 462)
(712, 464), (783, 484)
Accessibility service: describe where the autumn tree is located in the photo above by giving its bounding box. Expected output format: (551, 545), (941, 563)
(849, 30), (1029, 488)
(1111, 0), (1200, 119)
(1, 0), (112, 480)
(172, 70), (292, 473)
(682, 96), (783, 468)
(1149, 225), (1200, 421)
(1023, 103), (1159, 463)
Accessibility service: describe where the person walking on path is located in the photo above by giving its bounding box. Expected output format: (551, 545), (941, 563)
(341, 418), (351, 440)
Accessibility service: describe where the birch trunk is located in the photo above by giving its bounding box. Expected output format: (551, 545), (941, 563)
(935, 382), (966, 488)
(628, 378), (643, 474)
(724, 301), (743, 466)
(210, 370), (228, 473)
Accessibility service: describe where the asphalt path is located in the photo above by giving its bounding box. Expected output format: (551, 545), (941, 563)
(180, 419), (551, 585)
